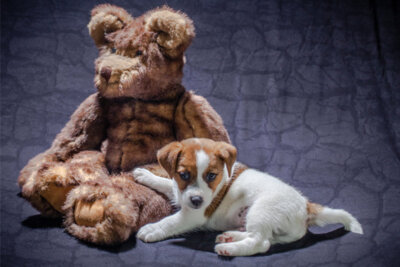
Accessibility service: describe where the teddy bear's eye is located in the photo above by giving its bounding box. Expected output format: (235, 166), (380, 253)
(111, 47), (117, 54)
(135, 50), (143, 57)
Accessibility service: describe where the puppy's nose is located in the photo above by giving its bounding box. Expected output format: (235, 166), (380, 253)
(100, 67), (112, 82)
(190, 196), (203, 208)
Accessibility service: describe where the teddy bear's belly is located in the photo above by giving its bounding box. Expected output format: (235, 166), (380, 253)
(104, 100), (177, 172)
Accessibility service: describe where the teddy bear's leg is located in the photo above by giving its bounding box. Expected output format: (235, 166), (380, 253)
(63, 170), (172, 245)
(18, 151), (108, 217)
(18, 152), (77, 217)
(35, 163), (78, 214)
(18, 152), (56, 217)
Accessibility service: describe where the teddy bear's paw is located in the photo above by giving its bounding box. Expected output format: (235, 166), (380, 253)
(137, 223), (166, 243)
(17, 153), (63, 217)
(18, 158), (77, 216)
(36, 163), (78, 214)
(74, 199), (105, 227)
(40, 183), (75, 214)
(133, 168), (154, 185)
(64, 183), (138, 245)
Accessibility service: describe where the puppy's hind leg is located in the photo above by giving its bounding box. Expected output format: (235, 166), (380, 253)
(216, 231), (249, 243)
(214, 232), (270, 257)
(215, 199), (276, 256)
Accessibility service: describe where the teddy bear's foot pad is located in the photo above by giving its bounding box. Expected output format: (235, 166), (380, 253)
(63, 183), (138, 244)
(40, 183), (75, 214)
(74, 199), (105, 227)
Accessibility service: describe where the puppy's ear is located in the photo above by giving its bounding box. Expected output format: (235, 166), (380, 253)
(145, 6), (195, 58)
(216, 142), (237, 177)
(88, 4), (133, 48)
(157, 142), (183, 177)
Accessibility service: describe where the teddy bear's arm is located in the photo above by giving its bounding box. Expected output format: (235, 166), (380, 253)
(174, 91), (231, 143)
(49, 93), (107, 161)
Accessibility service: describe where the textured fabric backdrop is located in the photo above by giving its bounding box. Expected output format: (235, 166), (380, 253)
(1, 0), (400, 266)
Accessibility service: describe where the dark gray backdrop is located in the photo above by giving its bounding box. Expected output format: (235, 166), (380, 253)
(1, 0), (400, 266)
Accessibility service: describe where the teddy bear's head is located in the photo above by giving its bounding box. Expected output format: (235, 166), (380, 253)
(88, 5), (195, 100)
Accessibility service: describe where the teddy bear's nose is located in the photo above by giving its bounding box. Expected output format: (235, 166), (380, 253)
(100, 67), (112, 82)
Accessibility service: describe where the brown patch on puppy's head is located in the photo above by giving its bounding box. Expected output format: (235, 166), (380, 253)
(157, 138), (237, 193)
(214, 142), (237, 178)
(200, 141), (236, 192)
(157, 140), (196, 191)
(157, 141), (183, 177)
(88, 5), (195, 100)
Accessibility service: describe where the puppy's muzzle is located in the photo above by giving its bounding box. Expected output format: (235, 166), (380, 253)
(190, 196), (203, 209)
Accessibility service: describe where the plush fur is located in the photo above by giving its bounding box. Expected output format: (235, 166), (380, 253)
(134, 138), (363, 256)
(18, 4), (230, 245)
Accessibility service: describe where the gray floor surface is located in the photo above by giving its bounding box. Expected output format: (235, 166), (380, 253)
(1, 0), (400, 266)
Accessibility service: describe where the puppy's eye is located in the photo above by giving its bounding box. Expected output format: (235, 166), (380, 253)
(135, 50), (143, 56)
(179, 172), (190, 181)
(206, 173), (217, 182)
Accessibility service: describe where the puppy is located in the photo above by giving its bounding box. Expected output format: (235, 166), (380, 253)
(133, 138), (363, 256)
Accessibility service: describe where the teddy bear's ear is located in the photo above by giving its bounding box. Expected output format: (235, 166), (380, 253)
(157, 141), (183, 178)
(145, 6), (195, 58)
(88, 4), (133, 48)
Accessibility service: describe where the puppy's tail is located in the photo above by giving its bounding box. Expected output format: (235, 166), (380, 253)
(307, 202), (363, 234)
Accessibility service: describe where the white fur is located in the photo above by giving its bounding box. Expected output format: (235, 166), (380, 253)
(179, 150), (212, 209)
(133, 168), (175, 200)
(309, 206), (363, 234)
(134, 154), (363, 256)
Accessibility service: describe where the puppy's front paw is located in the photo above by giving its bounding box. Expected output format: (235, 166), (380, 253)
(133, 168), (153, 184)
(137, 223), (166, 243)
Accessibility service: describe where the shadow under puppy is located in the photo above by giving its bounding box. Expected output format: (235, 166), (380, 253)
(133, 138), (363, 256)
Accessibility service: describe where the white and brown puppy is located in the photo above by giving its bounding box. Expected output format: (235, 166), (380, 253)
(133, 138), (363, 256)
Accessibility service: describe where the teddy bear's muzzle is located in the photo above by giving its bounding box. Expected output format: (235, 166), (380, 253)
(100, 67), (112, 82)
(95, 54), (144, 96)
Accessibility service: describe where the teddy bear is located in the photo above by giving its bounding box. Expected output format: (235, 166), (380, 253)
(18, 4), (230, 245)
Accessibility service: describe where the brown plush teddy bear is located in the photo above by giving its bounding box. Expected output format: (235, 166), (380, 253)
(18, 4), (230, 245)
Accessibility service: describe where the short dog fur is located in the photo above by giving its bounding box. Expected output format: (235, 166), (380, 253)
(134, 138), (363, 256)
